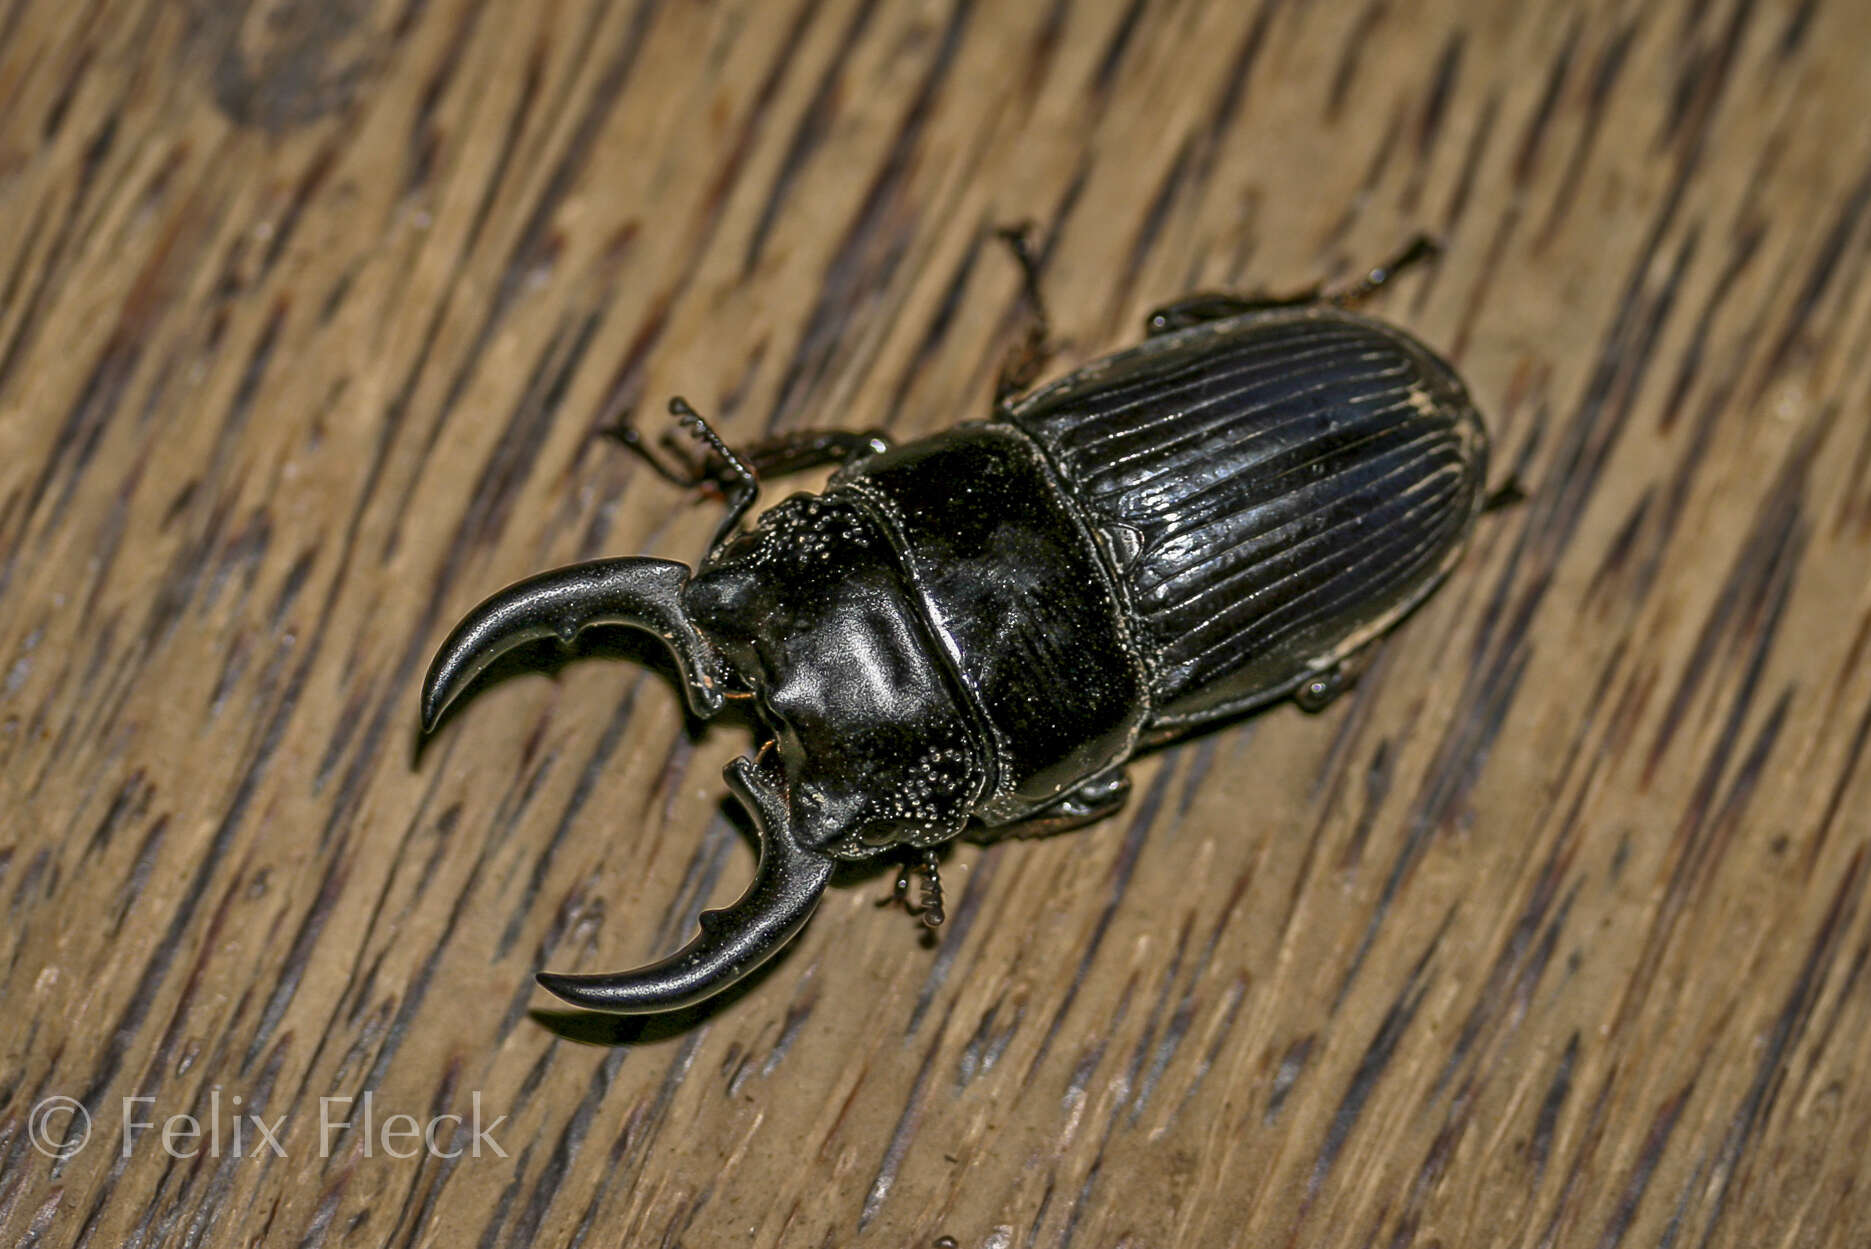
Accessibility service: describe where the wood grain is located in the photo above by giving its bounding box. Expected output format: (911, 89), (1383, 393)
(4, 1), (1870, 1245)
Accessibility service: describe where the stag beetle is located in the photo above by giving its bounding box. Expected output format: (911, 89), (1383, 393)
(420, 231), (1499, 1014)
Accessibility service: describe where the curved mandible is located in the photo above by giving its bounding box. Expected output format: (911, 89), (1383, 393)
(421, 557), (730, 729)
(535, 755), (834, 1014)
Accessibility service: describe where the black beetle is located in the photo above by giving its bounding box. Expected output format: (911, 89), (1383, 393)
(420, 233), (1495, 1014)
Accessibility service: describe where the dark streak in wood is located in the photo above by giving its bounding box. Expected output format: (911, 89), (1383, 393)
(1756, 156), (1871, 395)
(1595, 1080), (1694, 1249)
(1529, 1032), (1578, 1183)
(1088, 0), (1149, 100)
(742, 0), (854, 278)
(1400, 31), (1465, 213)
(765, 0), (975, 433)
(1325, 0), (1386, 124)
(1690, 845), (1867, 1246)
(1309, 918), (1444, 1201)
(1512, 19), (1580, 188)
(1534, 20), (1636, 247)
(1644, 406), (1827, 783)
(1023, 762), (1173, 1085)
(1436, 89), (1497, 243)
(859, 1000), (953, 1231)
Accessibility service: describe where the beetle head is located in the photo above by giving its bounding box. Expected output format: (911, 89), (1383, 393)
(419, 496), (985, 1015)
(684, 495), (985, 859)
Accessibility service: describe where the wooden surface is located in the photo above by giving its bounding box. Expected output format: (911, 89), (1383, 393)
(5, 0), (1871, 1244)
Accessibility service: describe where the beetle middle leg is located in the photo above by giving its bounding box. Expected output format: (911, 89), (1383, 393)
(1292, 634), (1390, 713)
(994, 221), (1058, 402)
(1145, 234), (1442, 335)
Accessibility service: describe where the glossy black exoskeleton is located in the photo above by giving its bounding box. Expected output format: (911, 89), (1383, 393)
(420, 234), (1493, 1014)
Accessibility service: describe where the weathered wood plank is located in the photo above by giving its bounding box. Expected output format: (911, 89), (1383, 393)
(4, 0), (1870, 1245)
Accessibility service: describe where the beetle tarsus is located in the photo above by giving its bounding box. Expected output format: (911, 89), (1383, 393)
(879, 860), (916, 910)
(605, 421), (705, 489)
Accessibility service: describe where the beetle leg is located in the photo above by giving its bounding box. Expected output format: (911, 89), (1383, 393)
(613, 424), (891, 492)
(1145, 290), (1312, 335)
(1318, 233), (1443, 309)
(605, 397), (773, 546)
(1144, 234), (1443, 335)
(976, 770), (1132, 841)
(878, 858), (918, 910)
(608, 422), (710, 489)
(994, 221), (1058, 402)
(729, 428), (893, 477)
(662, 396), (762, 547)
(914, 848), (945, 929)
(1483, 474), (1527, 513)
(1293, 636), (1386, 713)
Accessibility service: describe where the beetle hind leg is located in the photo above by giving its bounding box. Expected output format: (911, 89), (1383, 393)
(1321, 233), (1442, 310)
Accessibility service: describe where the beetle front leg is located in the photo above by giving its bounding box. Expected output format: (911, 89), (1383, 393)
(613, 421), (891, 492)
(612, 395), (898, 542)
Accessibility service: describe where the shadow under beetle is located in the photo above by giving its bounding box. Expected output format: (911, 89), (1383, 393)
(419, 232), (1494, 1014)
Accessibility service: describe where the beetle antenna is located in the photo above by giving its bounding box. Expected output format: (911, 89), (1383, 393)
(875, 846), (945, 935)
(916, 848), (945, 930)
(668, 396), (759, 545)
